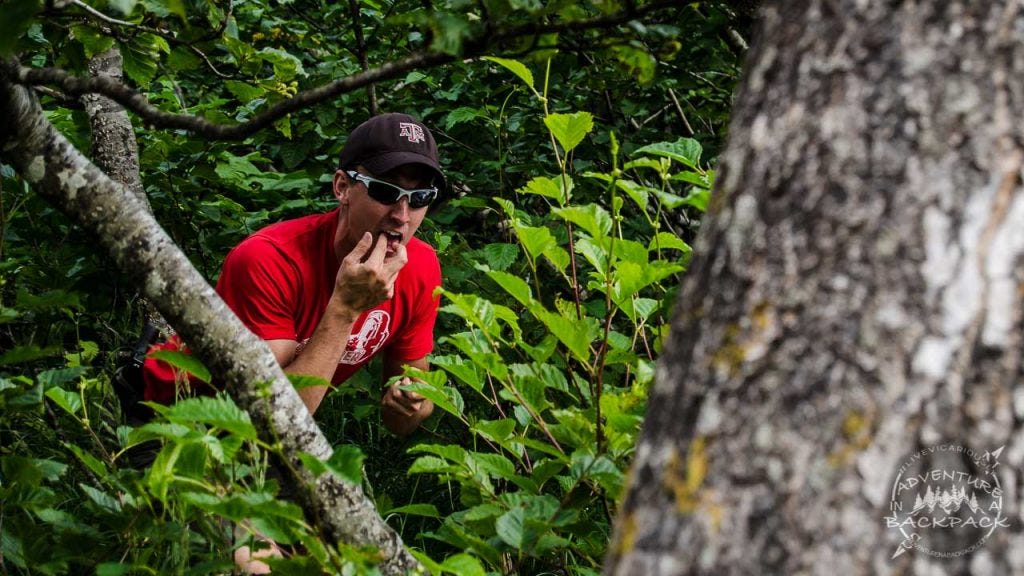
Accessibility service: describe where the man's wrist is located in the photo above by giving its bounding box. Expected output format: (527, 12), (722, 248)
(326, 296), (361, 323)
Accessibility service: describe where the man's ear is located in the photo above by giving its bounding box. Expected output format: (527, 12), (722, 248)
(333, 169), (350, 205)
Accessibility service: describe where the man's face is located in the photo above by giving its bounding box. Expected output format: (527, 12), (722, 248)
(333, 163), (435, 258)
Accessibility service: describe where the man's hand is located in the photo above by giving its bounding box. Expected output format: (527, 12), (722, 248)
(333, 231), (408, 316)
(382, 377), (433, 436)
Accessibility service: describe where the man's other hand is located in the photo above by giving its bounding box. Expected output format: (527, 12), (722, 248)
(381, 377), (434, 436)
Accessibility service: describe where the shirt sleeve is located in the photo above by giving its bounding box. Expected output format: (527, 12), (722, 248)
(216, 236), (301, 341)
(386, 247), (441, 362)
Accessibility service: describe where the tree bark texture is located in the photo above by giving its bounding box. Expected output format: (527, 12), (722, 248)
(81, 48), (149, 212)
(0, 78), (422, 575)
(607, 1), (1024, 575)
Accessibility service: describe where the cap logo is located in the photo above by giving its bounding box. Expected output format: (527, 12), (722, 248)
(399, 122), (426, 144)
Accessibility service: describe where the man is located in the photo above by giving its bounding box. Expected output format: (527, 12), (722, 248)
(144, 112), (443, 436)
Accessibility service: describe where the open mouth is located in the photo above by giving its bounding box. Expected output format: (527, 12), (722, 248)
(382, 231), (403, 253)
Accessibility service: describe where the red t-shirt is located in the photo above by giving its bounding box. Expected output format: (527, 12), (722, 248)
(143, 209), (441, 403)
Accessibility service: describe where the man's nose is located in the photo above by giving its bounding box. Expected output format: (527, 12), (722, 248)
(389, 198), (410, 222)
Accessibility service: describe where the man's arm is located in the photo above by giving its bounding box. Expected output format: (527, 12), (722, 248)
(265, 232), (407, 415)
(381, 355), (434, 436)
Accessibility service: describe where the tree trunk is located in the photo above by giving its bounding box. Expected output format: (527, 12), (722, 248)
(0, 74), (421, 575)
(606, 1), (1024, 574)
(81, 48), (149, 212)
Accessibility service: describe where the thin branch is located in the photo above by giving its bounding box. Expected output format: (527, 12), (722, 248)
(11, 51), (452, 139)
(70, 0), (134, 27)
(667, 87), (694, 136)
(348, 0), (379, 116)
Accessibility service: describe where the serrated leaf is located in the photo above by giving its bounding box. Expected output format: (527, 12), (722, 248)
(544, 111), (593, 153)
(164, 395), (256, 439)
(635, 138), (703, 169)
(445, 106), (483, 130)
(481, 243), (519, 271)
(482, 56), (534, 89)
(431, 354), (483, 392)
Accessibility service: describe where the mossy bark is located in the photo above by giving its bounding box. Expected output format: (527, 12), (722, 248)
(607, 1), (1024, 574)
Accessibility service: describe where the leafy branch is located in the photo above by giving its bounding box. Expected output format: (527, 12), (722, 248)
(8, 0), (678, 140)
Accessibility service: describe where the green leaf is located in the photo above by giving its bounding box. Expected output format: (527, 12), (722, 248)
(530, 306), (591, 363)
(431, 354), (483, 392)
(258, 47), (305, 80)
(575, 237), (608, 276)
(445, 106), (484, 130)
(0, 344), (60, 365)
(96, 563), (133, 576)
(552, 204), (612, 238)
(71, 25), (115, 58)
(142, 0), (187, 21)
(0, 0), (42, 57)
(65, 443), (108, 477)
(384, 503), (440, 518)
(119, 35), (163, 86)
(514, 224), (556, 262)
(635, 138), (703, 169)
(287, 373), (330, 390)
(615, 179), (650, 211)
(163, 395), (256, 439)
(544, 111), (593, 153)
(224, 80), (267, 103)
(403, 379), (464, 418)
(149, 349), (211, 383)
(80, 483), (121, 512)
(485, 269), (534, 308)
(408, 455), (459, 475)
(611, 44), (656, 84)
(481, 243), (519, 271)
(441, 553), (486, 576)
(482, 56), (534, 90)
(108, 0), (138, 15)
(325, 444), (365, 484)
(519, 176), (565, 205)
(648, 232), (692, 253)
(44, 387), (81, 416)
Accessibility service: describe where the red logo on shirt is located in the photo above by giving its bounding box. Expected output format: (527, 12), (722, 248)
(340, 310), (391, 364)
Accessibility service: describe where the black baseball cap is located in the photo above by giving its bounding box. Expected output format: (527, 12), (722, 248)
(338, 113), (445, 190)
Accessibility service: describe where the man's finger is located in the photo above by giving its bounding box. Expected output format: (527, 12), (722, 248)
(382, 242), (408, 277)
(345, 231), (374, 263)
(364, 233), (388, 266)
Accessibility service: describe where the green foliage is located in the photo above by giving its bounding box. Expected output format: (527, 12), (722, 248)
(0, 0), (743, 572)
